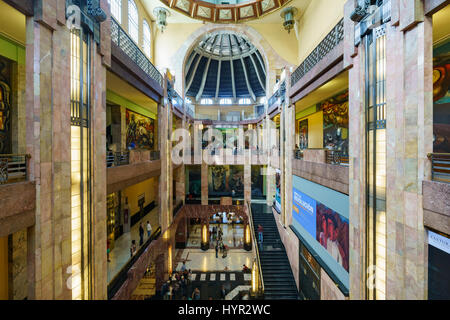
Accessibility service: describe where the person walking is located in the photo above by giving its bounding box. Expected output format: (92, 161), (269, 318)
(146, 221), (152, 239)
(220, 285), (226, 300)
(257, 224), (264, 244)
(139, 223), (144, 246)
(130, 240), (137, 257)
(215, 242), (219, 258)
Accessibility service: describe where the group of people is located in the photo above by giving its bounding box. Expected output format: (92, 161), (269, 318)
(211, 212), (242, 224)
(161, 262), (194, 300)
(211, 226), (228, 259)
(130, 221), (153, 257)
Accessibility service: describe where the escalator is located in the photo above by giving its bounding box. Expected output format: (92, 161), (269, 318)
(251, 203), (299, 300)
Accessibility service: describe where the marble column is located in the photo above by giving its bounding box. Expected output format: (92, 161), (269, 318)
(201, 161), (208, 205)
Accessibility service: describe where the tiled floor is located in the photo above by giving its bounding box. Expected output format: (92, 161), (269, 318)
(107, 207), (160, 283)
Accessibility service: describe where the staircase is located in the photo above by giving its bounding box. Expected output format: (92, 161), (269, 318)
(251, 203), (299, 300)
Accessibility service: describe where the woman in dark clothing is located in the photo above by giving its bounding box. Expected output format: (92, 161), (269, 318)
(139, 223), (144, 246)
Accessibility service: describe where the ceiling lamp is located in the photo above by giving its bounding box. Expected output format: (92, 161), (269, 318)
(280, 7), (298, 34)
(153, 7), (170, 33)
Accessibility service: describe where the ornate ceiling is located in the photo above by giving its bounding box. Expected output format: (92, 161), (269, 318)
(185, 31), (266, 101)
(159, 0), (292, 23)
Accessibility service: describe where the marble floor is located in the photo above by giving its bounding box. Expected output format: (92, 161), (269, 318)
(107, 207), (160, 283)
(175, 248), (253, 272)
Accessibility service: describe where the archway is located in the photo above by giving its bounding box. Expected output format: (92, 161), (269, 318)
(170, 23), (294, 98)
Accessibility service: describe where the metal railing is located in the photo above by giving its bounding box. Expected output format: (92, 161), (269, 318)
(111, 18), (163, 88)
(325, 150), (349, 166)
(167, 80), (184, 113)
(291, 19), (344, 88)
(150, 150), (160, 161)
(0, 154), (30, 184)
(107, 226), (162, 300)
(268, 81), (286, 110)
(246, 201), (264, 297)
(428, 153), (450, 183)
(294, 149), (303, 160)
(106, 151), (130, 168)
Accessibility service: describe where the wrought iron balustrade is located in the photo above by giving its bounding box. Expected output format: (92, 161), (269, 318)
(111, 18), (163, 88)
(291, 19), (344, 88)
(428, 153), (450, 183)
(150, 150), (160, 161)
(106, 151), (130, 167)
(268, 81), (286, 110)
(167, 80), (184, 112)
(0, 154), (30, 184)
(325, 150), (349, 166)
(294, 149), (303, 160)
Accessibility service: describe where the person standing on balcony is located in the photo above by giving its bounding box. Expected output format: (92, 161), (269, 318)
(147, 221), (152, 239)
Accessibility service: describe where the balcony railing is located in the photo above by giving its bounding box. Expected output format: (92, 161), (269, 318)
(268, 81), (286, 110)
(111, 18), (163, 88)
(428, 153), (450, 183)
(325, 150), (349, 166)
(294, 149), (303, 160)
(150, 150), (160, 161)
(0, 154), (30, 184)
(107, 226), (162, 300)
(167, 80), (184, 113)
(107, 151), (130, 168)
(291, 19), (344, 88)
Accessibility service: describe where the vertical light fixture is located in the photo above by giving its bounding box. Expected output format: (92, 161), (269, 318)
(244, 223), (252, 251)
(201, 222), (209, 251)
(70, 26), (92, 300)
(168, 244), (173, 275)
(365, 25), (386, 300)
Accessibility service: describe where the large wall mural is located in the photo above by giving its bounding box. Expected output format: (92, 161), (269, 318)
(208, 165), (244, 197)
(319, 90), (349, 157)
(0, 57), (12, 154)
(126, 109), (155, 150)
(251, 166), (265, 199)
(433, 46), (450, 153)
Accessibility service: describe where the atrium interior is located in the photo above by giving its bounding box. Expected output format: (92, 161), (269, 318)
(0, 0), (449, 301)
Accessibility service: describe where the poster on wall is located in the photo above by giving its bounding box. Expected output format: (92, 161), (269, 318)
(433, 46), (450, 153)
(320, 91), (349, 157)
(126, 109), (155, 150)
(293, 187), (349, 272)
(274, 169), (281, 213)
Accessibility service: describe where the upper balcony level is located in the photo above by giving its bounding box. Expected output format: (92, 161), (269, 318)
(107, 149), (161, 195)
(110, 17), (163, 103)
(0, 154), (35, 237)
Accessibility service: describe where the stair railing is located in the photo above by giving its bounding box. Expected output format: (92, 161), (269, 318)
(246, 201), (264, 297)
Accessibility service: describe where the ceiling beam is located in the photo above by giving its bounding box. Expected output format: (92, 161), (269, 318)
(215, 60), (222, 100)
(240, 57), (256, 102)
(196, 57), (211, 101)
(230, 59), (236, 101)
(185, 52), (196, 75)
(249, 54), (265, 93)
(185, 54), (202, 93)
(255, 51), (266, 76)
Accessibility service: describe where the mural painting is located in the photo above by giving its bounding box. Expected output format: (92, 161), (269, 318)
(126, 109), (155, 150)
(433, 45), (450, 153)
(320, 91), (349, 157)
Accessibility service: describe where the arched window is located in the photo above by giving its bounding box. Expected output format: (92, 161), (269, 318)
(128, 0), (139, 43)
(109, 0), (122, 23)
(219, 98), (232, 105)
(239, 98), (251, 105)
(143, 20), (151, 57)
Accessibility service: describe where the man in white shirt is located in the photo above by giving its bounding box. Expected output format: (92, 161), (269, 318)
(147, 221), (152, 238)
